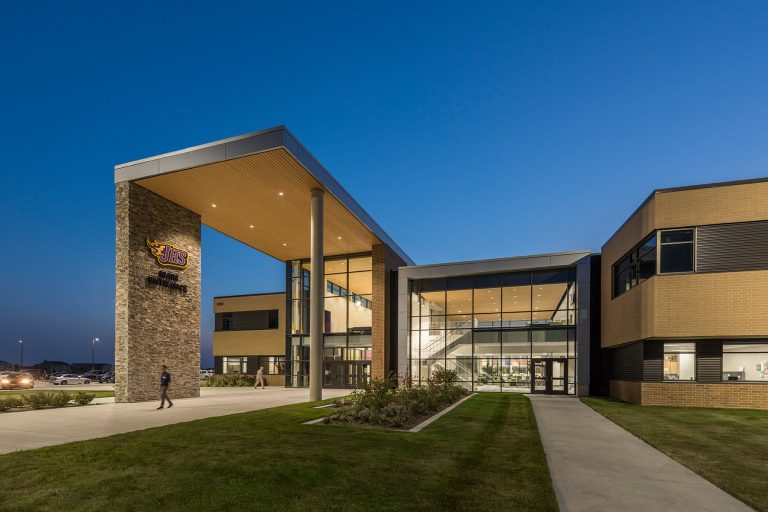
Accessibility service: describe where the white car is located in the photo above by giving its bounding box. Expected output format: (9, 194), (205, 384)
(50, 374), (91, 385)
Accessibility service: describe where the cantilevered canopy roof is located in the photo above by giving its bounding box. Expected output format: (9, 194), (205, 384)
(115, 127), (413, 264)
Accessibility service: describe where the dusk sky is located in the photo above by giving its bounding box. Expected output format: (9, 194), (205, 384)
(1, 1), (767, 367)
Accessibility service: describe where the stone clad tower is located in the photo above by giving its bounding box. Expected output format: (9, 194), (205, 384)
(115, 182), (201, 403)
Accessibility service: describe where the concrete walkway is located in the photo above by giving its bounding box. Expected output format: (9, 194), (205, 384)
(0, 387), (349, 455)
(529, 395), (753, 512)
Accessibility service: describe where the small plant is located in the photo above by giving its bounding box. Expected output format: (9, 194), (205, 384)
(49, 391), (73, 407)
(73, 392), (95, 405)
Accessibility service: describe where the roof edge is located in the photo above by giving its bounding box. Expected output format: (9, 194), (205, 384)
(602, 176), (768, 248)
(401, 250), (592, 271)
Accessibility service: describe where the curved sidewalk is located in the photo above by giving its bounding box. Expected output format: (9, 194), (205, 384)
(529, 396), (753, 512)
(0, 387), (349, 455)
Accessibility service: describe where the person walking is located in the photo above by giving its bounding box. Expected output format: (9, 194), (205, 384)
(157, 365), (173, 409)
(255, 366), (265, 389)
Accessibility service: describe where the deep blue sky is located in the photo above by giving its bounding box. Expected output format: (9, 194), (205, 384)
(1, 1), (767, 367)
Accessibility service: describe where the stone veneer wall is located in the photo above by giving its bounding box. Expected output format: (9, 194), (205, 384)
(115, 182), (201, 402)
(372, 244), (406, 379)
(610, 380), (768, 410)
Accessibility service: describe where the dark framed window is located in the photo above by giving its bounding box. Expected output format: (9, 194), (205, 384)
(222, 313), (233, 331)
(613, 233), (657, 297)
(722, 343), (768, 382)
(659, 229), (694, 274)
(268, 310), (279, 329)
(663, 342), (696, 381)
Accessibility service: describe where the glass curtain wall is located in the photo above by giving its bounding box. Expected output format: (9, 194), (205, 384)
(286, 253), (373, 388)
(409, 269), (577, 394)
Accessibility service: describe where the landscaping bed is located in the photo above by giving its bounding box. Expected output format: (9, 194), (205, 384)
(0, 391), (96, 413)
(323, 370), (470, 429)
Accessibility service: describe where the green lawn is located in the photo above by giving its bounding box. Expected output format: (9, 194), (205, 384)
(0, 393), (557, 512)
(582, 397), (768, 512)
(0, 389), (114, 399)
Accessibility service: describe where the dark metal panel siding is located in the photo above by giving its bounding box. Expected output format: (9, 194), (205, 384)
(610, 341), (643, 381)
(643, 342), (664, 381)
(697, 341), (723, 383)
(697, 221), (768, 273)
(214, 356), (223, 374)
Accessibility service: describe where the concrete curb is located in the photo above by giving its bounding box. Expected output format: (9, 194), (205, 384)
(408, 393), (476, 432)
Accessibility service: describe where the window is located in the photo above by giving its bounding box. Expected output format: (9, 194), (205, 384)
(659, 229), (694, 273)
(722, 343), (768, 382)
(409, 270), (576, 394)
(222, 356), (247, 374)
(266, 356), (285, 375)
(613, 234), (657, 297)
(222, 313), (233, 331)
(663, 343), (695, 381)
(215, 310), (279, 331)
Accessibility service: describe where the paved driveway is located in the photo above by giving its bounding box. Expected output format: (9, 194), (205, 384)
(529, 395), (753, 512)
(0, 387), (349, 455)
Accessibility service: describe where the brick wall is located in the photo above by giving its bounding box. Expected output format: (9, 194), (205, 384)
(610, 380), (768, 410)
(115, 182), (201, 402)
(602, 180), (768, 348)
(642, 382), (768, 410)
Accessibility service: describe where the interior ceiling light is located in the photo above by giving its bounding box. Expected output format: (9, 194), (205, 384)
(278, 192), (284, 196)
(337, 236), (342, 240)
(282, 243), (287, 246)
(211, 204), (217, 208)
(249, 225), (254, 228)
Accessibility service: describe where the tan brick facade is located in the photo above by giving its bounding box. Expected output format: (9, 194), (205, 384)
(602, 181), (768, 348)
(115, 182), (201, 403)
(611, 380), (768, 410)
(212, 294), (286, 356)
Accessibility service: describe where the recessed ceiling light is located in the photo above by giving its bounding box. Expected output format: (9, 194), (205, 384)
(211, 204), (217, 208)
(249, 225), (254, 229)
(337, 236), (342, 240)
(278, 192), (284, 196)
(282, 243), (287, 246)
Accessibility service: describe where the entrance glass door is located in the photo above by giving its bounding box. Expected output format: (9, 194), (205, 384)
(531, 358), (568, 394)
(323, 362), (371, 388)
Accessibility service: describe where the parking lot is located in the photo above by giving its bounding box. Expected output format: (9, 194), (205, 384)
(0, 381), (115, 393)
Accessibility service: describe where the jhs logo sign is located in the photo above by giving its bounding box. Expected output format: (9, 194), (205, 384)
(146, 239), (188, 269)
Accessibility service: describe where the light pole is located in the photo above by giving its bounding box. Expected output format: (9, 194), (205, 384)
(92, 337), (100, 370)
(18, 340), (23, 369)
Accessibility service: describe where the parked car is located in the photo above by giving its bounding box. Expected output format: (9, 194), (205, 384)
(0, 372), (35, 390)
(50, 374), (91, 385)
(98, 372), (115, 383)
(81, 370), (106, 380)
(200, 369), (214, 381)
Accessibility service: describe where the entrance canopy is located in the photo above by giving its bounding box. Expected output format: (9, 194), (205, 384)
(114, 126), (413, 264)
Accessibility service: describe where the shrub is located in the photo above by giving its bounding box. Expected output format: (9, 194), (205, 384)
(22, 393), (52, 409)
(0, 397), (23, 411)
(206, 374), (260, 387)
(73, 392), (95, 405)
(48, 391), (73, 407)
